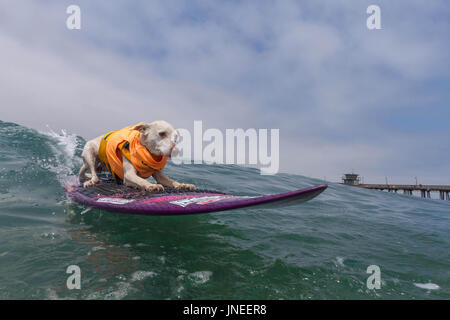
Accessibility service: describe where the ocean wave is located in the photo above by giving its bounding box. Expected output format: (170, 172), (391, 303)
(0, 120), (449, 300)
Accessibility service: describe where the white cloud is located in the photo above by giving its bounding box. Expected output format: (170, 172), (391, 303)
(0, 29), (256, 138)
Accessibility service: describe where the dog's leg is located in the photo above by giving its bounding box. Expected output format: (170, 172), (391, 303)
(123, 157), (164, 191)
(78, 163), (88, 179)
(81, 141), (100, 188)
(152, 170), (196, 190)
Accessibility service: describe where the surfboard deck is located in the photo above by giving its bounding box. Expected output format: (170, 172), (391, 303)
(65, 174), (327, 216)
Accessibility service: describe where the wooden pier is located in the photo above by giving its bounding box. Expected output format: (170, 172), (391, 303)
(357, 184), (450, 200)
(340, 173), (450, 200)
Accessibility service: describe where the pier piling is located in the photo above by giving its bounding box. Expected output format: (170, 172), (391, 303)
(341, 173), (450, 200)
(354, 184), (450, 200)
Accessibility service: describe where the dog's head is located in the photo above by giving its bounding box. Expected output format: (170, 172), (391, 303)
(134, 121), (179, 157)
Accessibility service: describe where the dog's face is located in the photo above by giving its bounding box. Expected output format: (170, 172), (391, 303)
(135, 121), (179, 157)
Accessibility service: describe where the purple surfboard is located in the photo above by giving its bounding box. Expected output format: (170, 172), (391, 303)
(66, 175), (327, 216)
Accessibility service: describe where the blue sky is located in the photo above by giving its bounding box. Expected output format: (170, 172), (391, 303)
(0, 0), (449, 183)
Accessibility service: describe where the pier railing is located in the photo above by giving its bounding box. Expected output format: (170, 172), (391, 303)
(357, 184), (450, 200)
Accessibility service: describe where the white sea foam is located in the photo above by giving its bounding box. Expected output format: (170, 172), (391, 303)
(136, 243), (148, 247)
(176, 285), (184, 295)
(414, 283), (440, 290)
(188, 271), (213, 285)
(40, 232), (60, 240)
(46, 288), (75, 300)
(336, 257), (345, 267)
(80, 208), (91, 215)
(131, 270), (157, 282)
(104, 282), (133, 300)
(40, 126), (82, 186)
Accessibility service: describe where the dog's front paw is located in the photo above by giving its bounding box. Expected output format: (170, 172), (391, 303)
(173, 182), (196, 191)
(146, 184), (165, 192)
(83, 176), (99, 188)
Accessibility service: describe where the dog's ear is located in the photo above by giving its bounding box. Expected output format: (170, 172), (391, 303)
(134, 122), (150, 133)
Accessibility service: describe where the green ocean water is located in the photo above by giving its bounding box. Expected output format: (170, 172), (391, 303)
(0, 120), (449, 300)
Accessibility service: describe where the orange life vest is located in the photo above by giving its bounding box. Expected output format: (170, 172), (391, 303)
(98, 123), (168, 182)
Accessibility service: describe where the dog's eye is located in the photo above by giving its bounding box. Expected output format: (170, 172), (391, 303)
(159, 131), (167, 138)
